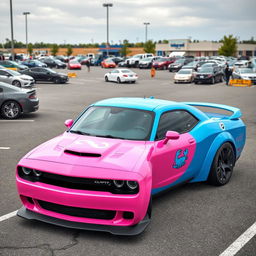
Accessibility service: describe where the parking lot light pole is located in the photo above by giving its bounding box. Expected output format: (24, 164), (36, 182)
(103, 3), (113, 57)
(143, 22), (150, 43)
(9, 0), (14, 61)
(23, 12), (30, 56)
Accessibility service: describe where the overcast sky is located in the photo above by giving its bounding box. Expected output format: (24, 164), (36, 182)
(0, 0), (255, 45)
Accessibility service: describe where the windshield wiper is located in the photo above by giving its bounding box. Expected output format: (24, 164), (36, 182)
(69, 130), (92, 136)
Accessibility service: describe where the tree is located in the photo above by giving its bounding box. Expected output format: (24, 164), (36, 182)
(50, 44), (59, 56)
(143, 40), (155, 54)
(119, 40), (131, 57)
(66, 45), (73, 56)
(28, 43), (33, 55)
(218, 35), (237, 57)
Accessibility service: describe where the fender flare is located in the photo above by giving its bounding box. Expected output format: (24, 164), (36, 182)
(190, 132), (236, 182)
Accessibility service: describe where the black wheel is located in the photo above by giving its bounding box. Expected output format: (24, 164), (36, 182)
(195, 81), (198, 84)
(54, 77), (61, 84)
(1, 100), (21, 119)
(105, 76), (109, 82)
(208, 143), (235, 186)
(12, 80), (21, 87)
(117, 77), (121, 84)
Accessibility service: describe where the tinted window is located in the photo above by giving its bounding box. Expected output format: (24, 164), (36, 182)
(156, 110), (199, 140)
(0, 70), (8, 76)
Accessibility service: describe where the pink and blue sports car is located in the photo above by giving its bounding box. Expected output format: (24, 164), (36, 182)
(16, 97), (246, 235)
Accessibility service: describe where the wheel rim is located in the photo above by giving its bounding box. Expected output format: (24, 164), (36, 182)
(13, 81), (21, 87)
(216, 146), (234, 184)
(3, 102), (19, 118)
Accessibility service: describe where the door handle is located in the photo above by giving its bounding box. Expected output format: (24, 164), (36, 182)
(188, 138), (195, 144)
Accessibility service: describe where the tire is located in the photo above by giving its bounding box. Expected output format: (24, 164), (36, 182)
(54, 77), (61, 84)
(12, 80), (21, 87)
(195, 81), (198, 84)
(1, 100), (21, 119)
(105, 76), (109, 82)
(117, 77), (121, 84)
(208, 143), (235, 186)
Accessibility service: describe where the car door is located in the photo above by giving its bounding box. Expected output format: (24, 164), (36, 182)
(150, 110), (198, 190)
(110, 70), (119, 81)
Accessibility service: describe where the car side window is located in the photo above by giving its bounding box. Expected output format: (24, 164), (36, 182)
(0, 70), (8, 76)
(155, 110), (199, 140)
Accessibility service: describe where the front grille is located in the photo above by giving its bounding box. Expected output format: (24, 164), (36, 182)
(17, 167), (139, 194)
(38, 200), (116, 220)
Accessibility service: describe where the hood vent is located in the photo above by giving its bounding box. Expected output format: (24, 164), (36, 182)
(64, 150), (101, 157)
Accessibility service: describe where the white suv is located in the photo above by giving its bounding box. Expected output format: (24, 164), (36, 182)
(126, 54), (154, 67)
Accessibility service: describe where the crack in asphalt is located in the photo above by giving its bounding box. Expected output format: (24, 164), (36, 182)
(0, 231), (80, 256)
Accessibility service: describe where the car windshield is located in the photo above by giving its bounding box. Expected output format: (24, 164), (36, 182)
(8, 70), (21, 76)
(105, 59), (114, 63)
(70, 60), (79, 64)
(45, 68), (56, 73)
(239, 68), (253, 74)
(158, 58), (167, 62)
(178, 69), (192, 74)
(174, 59), (184, 64)
(69, 106), (154, 140)
(200, 68), (213, 73)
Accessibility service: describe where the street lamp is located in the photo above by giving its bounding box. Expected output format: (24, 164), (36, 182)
(9, 0), (14, 61)
(23, 12), (30, 56)
(102, 3), (113, 57)
(143, 22), (150, 43)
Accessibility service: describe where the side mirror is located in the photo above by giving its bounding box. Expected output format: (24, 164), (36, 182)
(163, 131), (180, 144)
(64, 119), (73, 128)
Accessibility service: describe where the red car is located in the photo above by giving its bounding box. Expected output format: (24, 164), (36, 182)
(101, 58), (116, 68)
(68, 60), (82, 70)
(152, 57), (175, 70)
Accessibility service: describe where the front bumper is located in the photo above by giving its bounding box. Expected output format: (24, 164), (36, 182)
(17, 206), (150, 235)
(16, 160), (151, 234)
(194, 77), (212, 83)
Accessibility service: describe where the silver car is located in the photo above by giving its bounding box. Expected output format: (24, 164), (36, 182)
(0, 82), (39, 119)
(0, 69), (34, 88)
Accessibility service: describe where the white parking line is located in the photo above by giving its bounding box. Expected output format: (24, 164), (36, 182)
(0, 147), (10, 150)
(219, 221), (256, 256)
(0, 120), (34, 123)
(0, 210), (18, 222)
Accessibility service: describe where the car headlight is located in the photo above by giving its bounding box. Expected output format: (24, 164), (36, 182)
(113, 180), (124, 188)
(22, 78), (30, 81)
(21, 167), (32, 175)
(126, 181), (138, 190)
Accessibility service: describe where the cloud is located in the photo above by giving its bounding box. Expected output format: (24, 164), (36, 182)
(0, 0), (255, 44)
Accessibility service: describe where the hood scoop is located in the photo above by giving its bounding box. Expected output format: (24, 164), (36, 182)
(64, 150), (101, 158)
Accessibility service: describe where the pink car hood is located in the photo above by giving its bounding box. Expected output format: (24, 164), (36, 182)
(25, 132), (148, 172)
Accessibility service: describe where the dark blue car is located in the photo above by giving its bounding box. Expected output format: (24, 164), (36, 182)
(22, 60), (47, 68)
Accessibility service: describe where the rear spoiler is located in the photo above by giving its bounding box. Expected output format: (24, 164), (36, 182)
(183, 102), (242, 120)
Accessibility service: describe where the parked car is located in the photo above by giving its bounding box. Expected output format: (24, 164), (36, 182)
(168, 59), (192, 72)
(22, 60), (47, 68)
(16, 97), (246, 235)
(0, 82), (39, 119)
(126, 54), (154, 68)
(234, 60), (250, 68)
(40, 58), (58, 68)
(109, 57), (124, 65)
(0, 69), (34, 88)
(68, 60), (82, 70)
(174, 69), (195, 83)
(101, 58), (116, 68)
(138, 57), (160, 69)
(20, 67), (68, 84)
(232, 68), (256, 84)
(0, 60), (28, 71)
(152, 57), (174, 70)
(194, 67), (223, 84)
(104, 69), (138, 83)
(54, 59), (67, 69)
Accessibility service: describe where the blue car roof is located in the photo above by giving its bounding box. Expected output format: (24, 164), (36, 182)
(93, 97), (178, 111)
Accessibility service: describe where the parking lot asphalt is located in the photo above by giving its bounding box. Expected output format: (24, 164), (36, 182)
(0, 66), (255, 256)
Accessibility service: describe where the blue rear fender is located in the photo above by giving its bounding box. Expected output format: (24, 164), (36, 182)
(190, 131), (237, 183)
